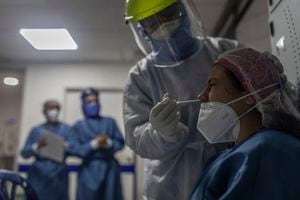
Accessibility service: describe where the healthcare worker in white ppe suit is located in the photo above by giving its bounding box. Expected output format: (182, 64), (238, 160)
(123, 0), (241, 199)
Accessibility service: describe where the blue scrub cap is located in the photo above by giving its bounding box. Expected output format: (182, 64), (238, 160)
(81, 88), (99, 101)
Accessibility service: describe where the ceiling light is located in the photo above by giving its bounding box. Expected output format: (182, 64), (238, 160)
(3, 77), (19, 86)
(19, 28), (78, 50)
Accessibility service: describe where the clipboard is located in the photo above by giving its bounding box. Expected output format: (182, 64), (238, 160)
(38, 132), (65, 163)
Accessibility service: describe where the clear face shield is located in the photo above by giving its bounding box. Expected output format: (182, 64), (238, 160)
(127, 0), (205, 66)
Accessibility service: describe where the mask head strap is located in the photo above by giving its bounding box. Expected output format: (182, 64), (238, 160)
(226, 82), (280, 106)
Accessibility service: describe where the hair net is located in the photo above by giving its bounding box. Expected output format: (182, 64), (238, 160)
(215, 48), (300, 136)
(215, 48), (281, 101)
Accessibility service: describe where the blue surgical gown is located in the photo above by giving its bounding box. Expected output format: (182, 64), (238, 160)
(123, 37), (240, 200)
(68, 116), (124, 200)
(190, 129), (300, 200)
(21, 122), (70, 200)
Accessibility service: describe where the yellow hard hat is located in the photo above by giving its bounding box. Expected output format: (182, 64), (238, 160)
(125, 0), (177, 22)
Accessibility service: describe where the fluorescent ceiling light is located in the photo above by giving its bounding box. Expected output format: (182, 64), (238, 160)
(3, 77), (19, 86)
(19, 28), (78, 50)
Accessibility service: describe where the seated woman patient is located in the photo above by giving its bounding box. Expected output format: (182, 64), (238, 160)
(191, 48), (300, 200)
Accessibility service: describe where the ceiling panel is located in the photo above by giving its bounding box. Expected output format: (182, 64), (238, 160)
(0, 0), (229, 64)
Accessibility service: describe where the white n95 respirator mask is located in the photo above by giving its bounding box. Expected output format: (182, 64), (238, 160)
(46, 109), (59, 122)
(197, 82), (280, 144)
(197, 102), (240, 144)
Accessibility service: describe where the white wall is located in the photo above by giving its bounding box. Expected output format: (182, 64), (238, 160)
(236, 0), (271, 51)
(19, 63), (136, 200)
(0, 69), (24, 170)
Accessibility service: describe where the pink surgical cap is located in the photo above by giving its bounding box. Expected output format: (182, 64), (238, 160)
(215, 48), (281, 101)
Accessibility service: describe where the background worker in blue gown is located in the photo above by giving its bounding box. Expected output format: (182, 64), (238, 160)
(68, 88), (124, 200)
(187, 48), (300, 200)
(21, 100), (70, 200)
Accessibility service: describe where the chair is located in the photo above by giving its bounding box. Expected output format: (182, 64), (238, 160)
(0, 169), (38, 200)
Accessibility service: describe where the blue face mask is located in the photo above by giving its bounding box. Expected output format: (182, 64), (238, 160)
(82, 102), (100, 118)
(140, 9), (199, 65)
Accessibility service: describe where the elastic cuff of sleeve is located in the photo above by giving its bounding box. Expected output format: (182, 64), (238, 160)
(158, 123), (188, 143)
(64, 142), (69, 150)
(90, 139), (99, 150)
(104, 138), (113, 148)
(32, 143), (38, 151)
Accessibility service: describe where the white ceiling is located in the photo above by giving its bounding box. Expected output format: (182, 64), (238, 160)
(0, 0), (228, 64)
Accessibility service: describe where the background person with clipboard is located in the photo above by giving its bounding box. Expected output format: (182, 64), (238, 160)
(21, 100), (70, 200)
